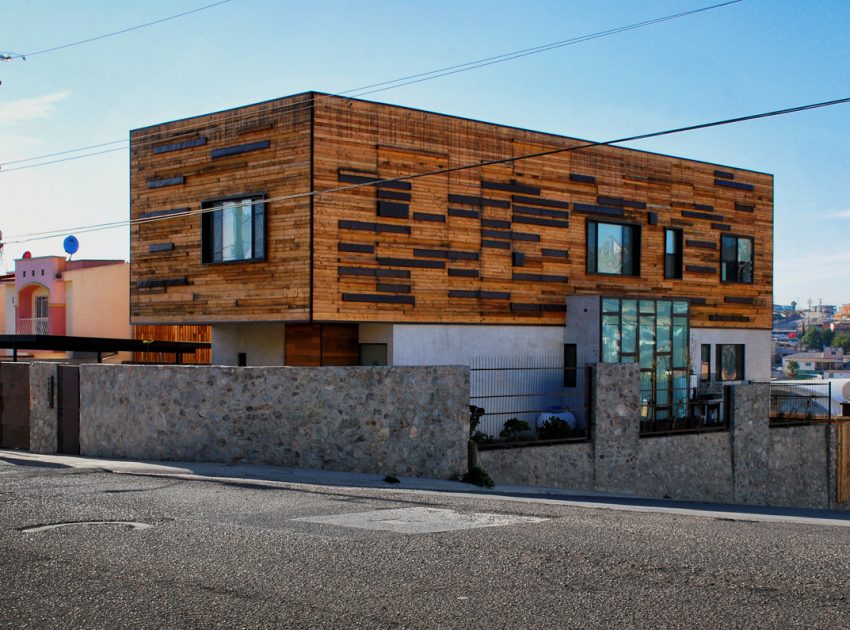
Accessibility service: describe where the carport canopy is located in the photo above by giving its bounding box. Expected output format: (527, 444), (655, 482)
(0, 334), (210, 364)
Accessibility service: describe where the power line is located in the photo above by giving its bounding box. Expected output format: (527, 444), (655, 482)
(3, 94), (847, 245)
(0, 0), (741, 171)
(1, 0), (236, 60)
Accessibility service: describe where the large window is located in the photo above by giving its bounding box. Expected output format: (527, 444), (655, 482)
(601, 298), (689, 421)
(202, 195), (265, 263)
(716, 344), (745, 381)
(720, 235), (753, 283)
(587, 221), (640, 276)
(664, 229), (683, 279)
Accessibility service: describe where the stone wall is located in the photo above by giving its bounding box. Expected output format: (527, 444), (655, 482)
(79, 364), (469, 479)
(480, 364), (840, 509)
(28, 362), (58, 454)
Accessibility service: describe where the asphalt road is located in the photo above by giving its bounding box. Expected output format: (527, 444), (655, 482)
(2, 458), (850, 629)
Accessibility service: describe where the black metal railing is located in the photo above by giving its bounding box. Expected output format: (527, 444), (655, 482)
(639, 384), (729, 436)
(768, 380), (833, 426)
(469, 355), (591, 448)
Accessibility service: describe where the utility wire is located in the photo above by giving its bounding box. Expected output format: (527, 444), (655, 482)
(1, 0), (235, 60)
(1, 0), (741, 171)
(3, 95), (848, 245)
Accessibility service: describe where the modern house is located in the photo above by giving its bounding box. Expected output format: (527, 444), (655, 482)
(129, 92), (773, 401)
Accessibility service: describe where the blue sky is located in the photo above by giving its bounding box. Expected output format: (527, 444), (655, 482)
(0, 0), (847, 306)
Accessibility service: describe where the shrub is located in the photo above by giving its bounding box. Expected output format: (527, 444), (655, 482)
(499, 418), (532, 441)
(537, 416), (574, 440)
(462, 464), (494, 488)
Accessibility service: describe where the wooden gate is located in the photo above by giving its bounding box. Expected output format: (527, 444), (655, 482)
(0, 363), (30, 450)
(837, 421), (850, 504)
(57, 365), (80, 455)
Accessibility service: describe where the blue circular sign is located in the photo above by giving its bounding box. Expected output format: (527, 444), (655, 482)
(63, 235), (79, 255)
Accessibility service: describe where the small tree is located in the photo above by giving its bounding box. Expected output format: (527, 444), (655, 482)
(833, 332), (850, 353)
(785, 360), (799, 379)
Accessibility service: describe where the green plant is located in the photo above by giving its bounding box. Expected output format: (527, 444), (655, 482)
(462, 464), (494, 488)
(470, 430), (494, 444)
(499, 418), (532, 441)
(537, 416), (574, 440)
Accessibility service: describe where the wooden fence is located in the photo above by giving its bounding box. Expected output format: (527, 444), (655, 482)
(132, 325), (211, 364)
(837, 421), (850, 504)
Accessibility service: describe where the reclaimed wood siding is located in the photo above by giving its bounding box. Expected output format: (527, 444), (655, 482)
(311, 96), (773, 329)
(129, 93), (313, 324)
(132, 324), (211, 364)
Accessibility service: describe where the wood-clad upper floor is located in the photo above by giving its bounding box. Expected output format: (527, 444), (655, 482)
(130, 92), (773, 329)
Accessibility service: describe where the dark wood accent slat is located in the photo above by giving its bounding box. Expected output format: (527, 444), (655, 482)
(138, 207), (189, 220)
(573, 203), (624, 218)
(448, 194), (510, 208)
(597, 196), (646, 210)
(711, 223), (732, 231)
(569, 173), (596, 184)
(512, 214), (569, 228)
(510, 303), (566, 312)
(136, 277), (189, 289)
(338, 171), (412, 190)
(512, 252), (525, 267)
(709, 314), (750, 322)
(152, 136), (207, 154)
(686, 265), (717, 274)
(147, 176), (185, 189)
(512, 205), (569, 219)
(211, 140), (270, 159)
(413, 212), (446, 222)
(339, 267), (410, 278)
(482, 240), (510, 249)
(448, 290), (510, 300)
(413, 248), (479, 261)
(148, 243), (174, 253)
(448, 268), (479, 277)
(715, 179), (754, 191)
(735, 203), (754, 213)
(482, 180), (540, 195)
(377, 200), (409, 219)
(724, 296), (755, 304)
(686, 240), (716, 250)
(541, 249), (569, 258)
(342, 293), (415, 305)
(481, 218), (510, 229)
(448, 208), (480, 219)
(682, 210), (724, 221)
(376, 257), (446, 269)
(377, 283), (411, 293)
(338, 220), (410, 235)
(693, 203), (714, 212)
(647, 211), (658, 225)
(512, 195), (569, 209)
(714, 170), (735, 180)
(338, 243), (375, 253)
(512, 273), (568, 283)
(377, 189), (412, 201)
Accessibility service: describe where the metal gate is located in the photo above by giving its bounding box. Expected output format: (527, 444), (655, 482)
(58, 365), (80, 455)
(0, 363), (30, 450)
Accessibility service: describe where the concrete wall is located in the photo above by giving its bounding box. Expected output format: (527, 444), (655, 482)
(211, 323), (286, 366)
(78, 364), (469, 479)
(480, 364), (840, 509)
(690, 328), (772, 382)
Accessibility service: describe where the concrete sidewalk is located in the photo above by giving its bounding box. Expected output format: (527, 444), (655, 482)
(3, 448), (850, 527)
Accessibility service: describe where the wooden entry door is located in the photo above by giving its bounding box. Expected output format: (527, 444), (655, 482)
(57, 365), (80, 455)
(285, 324), (359, 366)
(0, 363), (30, 450)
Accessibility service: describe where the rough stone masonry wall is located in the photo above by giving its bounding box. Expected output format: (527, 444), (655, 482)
(28, 362), (58, 454)
(480, 364), (838, 508)
(79, 364), (469, 479)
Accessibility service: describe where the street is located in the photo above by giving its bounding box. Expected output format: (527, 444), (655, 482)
(1, 453), (849, 629)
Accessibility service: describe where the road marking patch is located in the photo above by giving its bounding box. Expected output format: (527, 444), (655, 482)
(20, 521), (154, 533)
(293, 507), (546, 534)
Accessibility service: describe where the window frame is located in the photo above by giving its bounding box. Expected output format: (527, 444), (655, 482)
(664, 228), (683, 279)
(201, 192), (266, 264)
(716, 344), (745, 381)
(586, 220), (641, 277)
(720, 234), (754, 284)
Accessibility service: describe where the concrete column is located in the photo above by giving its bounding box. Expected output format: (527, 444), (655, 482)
(28, 362), (58, 454)
(592, 363), (640, 493)
(731, 383), (770, 505)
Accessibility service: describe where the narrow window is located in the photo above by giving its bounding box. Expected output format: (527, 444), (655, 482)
(716, 344), (745, 381)
(664, 228), (683, 279)
(700, 344), (711, 381)
(202, 195), (266, 263)
(564, 344), (577, 387)
(720, 235), (754, 283)
(587, 220), (641, 276)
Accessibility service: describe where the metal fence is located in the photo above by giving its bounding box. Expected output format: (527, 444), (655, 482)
(639, 382), (729, 436)
(768, 380), (833, 426)
(469, 355), (590, 447)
